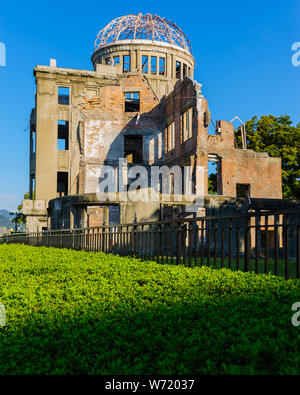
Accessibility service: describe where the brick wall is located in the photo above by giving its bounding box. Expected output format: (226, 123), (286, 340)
(164, 78), (282, 199)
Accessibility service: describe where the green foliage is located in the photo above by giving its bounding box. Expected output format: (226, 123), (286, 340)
(16, 192), (35, 226)
(208, 173), (217, 195)
(235, 115), (300, 199)
(0, 244), (299, 375)
(10, 212), (26, 229)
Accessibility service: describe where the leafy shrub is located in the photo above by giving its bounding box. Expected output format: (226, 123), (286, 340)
(0, 244), (299, 374)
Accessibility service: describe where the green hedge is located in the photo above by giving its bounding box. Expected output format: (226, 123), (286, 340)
(0, 244), (299, 374)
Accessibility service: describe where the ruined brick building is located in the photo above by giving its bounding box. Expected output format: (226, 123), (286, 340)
(22, 13), (283, 232)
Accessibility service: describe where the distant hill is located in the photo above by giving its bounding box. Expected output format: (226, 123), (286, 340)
(0, 209), (13, 231)
(0, 209), (11, 217)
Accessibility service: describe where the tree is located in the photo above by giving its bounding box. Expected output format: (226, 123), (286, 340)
(12, 192), (35, 230)
(234, 115), (300, 200)
(10, 212), (26, 232)
(208, 173), (217, 195)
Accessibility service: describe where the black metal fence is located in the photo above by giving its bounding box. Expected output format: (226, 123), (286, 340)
(1, 210), (300, 280)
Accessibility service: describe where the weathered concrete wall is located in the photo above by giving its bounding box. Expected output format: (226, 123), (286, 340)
(92, 40), (195, 100)
(22, 199), (48, 232)
(81, 73), (165, 195)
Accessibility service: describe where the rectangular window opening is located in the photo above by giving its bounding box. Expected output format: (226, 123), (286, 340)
(76, 175), (80, 194)
(124, 135), (143, 164)
(58, 86), (70, 105)
(166, 121), (175, 152)
(208, 154), (222, 196)
(208, 161), (218, 195)
(181, 108), (193, 142)
(236, 183), (251, 199)
(113, 56), (120, 66)
(159, 57), (165, 76)
(105, 57), (112, 65)
(57, 120), (69, 150)
(151, 56), (157, 75)
(123, 55), (130, 72)
(142, 55), (148, 73)
(57, 172), (68, 197)
(31, 130), (36, 154)
(30, 176), (36, 200)
(183, 64), (187, 78)
(124, 92), (140, 112)
(176, 61), (181, 79)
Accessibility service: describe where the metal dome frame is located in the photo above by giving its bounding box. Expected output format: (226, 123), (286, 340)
(94, 13), (192, 54)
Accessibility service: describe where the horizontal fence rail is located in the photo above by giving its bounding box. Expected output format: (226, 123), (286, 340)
(1, 210), (300, 280)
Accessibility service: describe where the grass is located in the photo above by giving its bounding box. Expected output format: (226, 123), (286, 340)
(153, 256), (298, 279)
(0, 243), (299, 375)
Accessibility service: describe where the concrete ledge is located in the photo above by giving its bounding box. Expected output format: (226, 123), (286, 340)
(22, 200), (48, 216)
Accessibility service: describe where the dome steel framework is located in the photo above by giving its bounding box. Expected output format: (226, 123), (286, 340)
(94, 13), (192, 54)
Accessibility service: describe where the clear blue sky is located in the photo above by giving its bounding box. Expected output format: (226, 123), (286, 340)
(0, 0), (299, 210)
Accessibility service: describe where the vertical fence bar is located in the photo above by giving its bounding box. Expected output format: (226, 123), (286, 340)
(96, 228), (99, 252)
(103, 228), (106, 254)
(297, 225), (300, 279)
(160, 224), (164, 265)
(264, 215), (269, 274)
(188, 223), (192, 267)
(125, 226), (128, 257)
(255, 215), (259, 275)
(214, 220), (218, 267)
(145, 226), (149, 261)
(170, 224), (174, 265)
(182, 224), (186, 267)
(284, 215), (289, 280)
(141, 225), (144, 260)
(221, 226), (225, 269)
(150, 224), (154, 261)
(156, 225), (160, 263)
(228, 219), (232, 270)
(166, 224), (169, 265)
(177, 226), (181, 265)
(133, 223), (137, 258)
(194, 223), (198, 267)
(207, 224), (211, 267)
(244, 217), (251, 273)
(109, 227), (112, 254)
(201, 220), (204, 267)
(118, 226), (121, 256)
(236, 228), (240, 271)
(274, 215), (279, 276)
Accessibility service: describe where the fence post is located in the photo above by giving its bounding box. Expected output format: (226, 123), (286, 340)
(297, 225), (300, 279)
(133, 217), (137, 257)
(176, 226), (180, 265)
(244, 217), (251, 272)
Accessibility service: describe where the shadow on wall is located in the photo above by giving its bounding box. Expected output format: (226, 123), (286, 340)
(104, 97), (166, 168)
